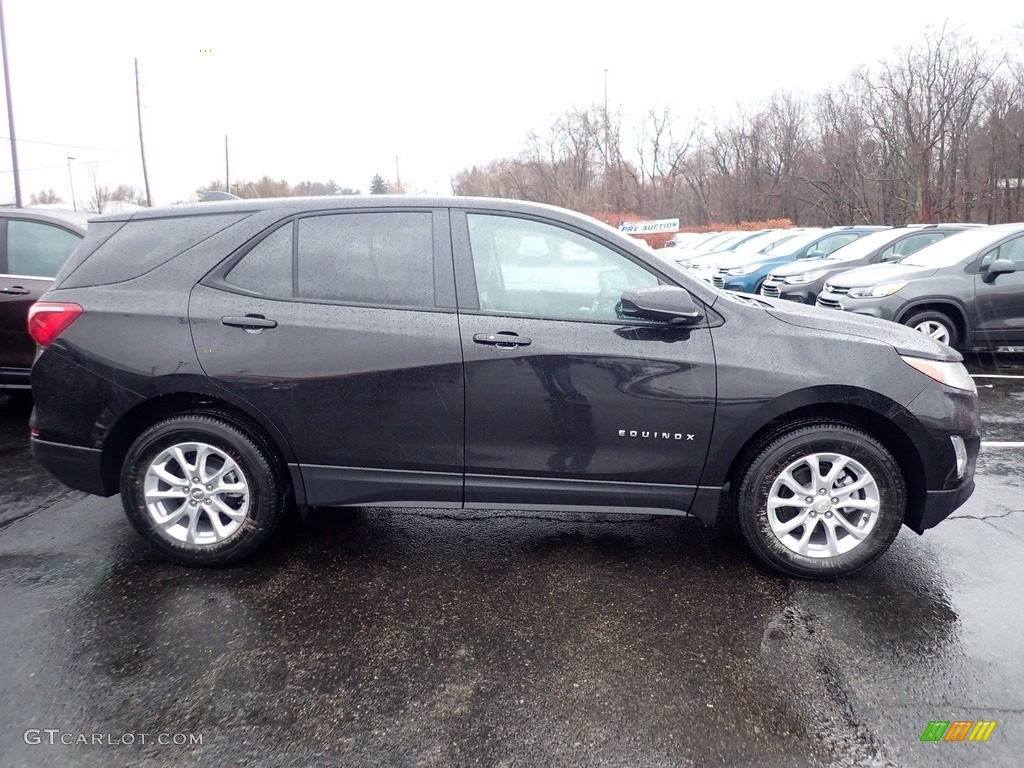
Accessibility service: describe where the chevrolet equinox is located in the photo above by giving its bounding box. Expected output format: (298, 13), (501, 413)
(28, 197), (980, 578)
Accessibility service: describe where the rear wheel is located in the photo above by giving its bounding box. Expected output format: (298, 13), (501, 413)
(903, 310), (959, 348)
(120, 413), (285, 566)
(736, 422), (905, 578)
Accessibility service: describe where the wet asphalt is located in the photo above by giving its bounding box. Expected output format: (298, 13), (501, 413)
(0, 355), (1022, 767)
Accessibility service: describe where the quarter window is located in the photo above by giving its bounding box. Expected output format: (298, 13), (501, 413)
(466, 214), (660, 322)
(6, 220), (82, 278)
(296, 212), (434, 308)
(225, 224), (293, 297)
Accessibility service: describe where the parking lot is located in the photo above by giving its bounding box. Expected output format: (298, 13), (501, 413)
(0, 353), (1020, 767)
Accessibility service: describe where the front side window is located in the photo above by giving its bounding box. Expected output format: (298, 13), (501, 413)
(467, 214), (660, 322)
(6, 220), (82, 278)
(296, 212), (434, 308)
(980, 235), (1024, 269)
(880, 232), (946, 261)
(815, 233), (860, 256)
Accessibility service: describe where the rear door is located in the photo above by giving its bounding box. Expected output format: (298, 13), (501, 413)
(973, 234), (1024, 345)
(451, 210), (717, 513)
(190, 207), (465, 507)
(0, 218), (82, 384)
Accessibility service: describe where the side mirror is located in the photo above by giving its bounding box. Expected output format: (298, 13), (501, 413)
(619, 286), (703, 325)
(984, 258), (1017, 283)
(804, 249), (827, 259)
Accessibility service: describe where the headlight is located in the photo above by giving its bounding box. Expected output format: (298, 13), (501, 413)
(784, 270), (829, 285)
(847, 280), (908, 298)
(727, 263), (763, 276)
(900, 356), (977, 392)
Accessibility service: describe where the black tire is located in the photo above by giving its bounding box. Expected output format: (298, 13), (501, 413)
(735, 421), (905, 578)
(120, 413), (285, 566)
(902, 309), (959, 349)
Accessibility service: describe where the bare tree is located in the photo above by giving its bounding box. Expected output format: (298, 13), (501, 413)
(29, 188), (62, 205)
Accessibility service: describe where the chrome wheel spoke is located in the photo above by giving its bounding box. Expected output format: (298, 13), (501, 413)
(211, 496), (246, 521)
(795, 519), (817, 555)
(772, 509), (810, 537)
(171, 445), (194, 475)
(837, 497), (879, 512)
(154, 500), (190, 528)
(834, 512), (869, 539)
(151, 465), (186, 488)
(777, 469), (812, 498)
(145, 487), (188, 501)
(822, 519), (841, 557)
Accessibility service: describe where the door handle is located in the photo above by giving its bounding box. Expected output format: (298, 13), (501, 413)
(0, 285), (30, 295)
(473, 332), (531, 348)
(221, 314), (278, 330)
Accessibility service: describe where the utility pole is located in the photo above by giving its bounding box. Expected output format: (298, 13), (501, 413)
(0, 0), (22, 208)
(394, 155), (401, 192)
(135, 58), (153, 206)
(66, 156), (76, 211)
(224, 134), (230, 194)
(602, 68), (609, 221)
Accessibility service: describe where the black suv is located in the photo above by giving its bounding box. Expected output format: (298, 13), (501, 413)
(0, 208), (86, 389)
(816, 223), (1024, 350)
(760, 224), (979, 305)
(29, 197), (979, 578)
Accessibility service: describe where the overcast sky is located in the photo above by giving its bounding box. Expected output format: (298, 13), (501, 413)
(1, 1), (1021, 206)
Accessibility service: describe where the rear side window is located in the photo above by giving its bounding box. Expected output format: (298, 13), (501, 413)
(5, 220), (82, 278)
(296, 212), (434, 308)
(59, 213), (248, 288)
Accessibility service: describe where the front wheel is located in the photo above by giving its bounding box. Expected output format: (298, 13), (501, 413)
(120, 413), (286, 566)
(903, 310), (959, 348)
(735, 422), (905, 578)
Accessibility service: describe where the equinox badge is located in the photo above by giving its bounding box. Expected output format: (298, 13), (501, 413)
(619, 430), (695, 441)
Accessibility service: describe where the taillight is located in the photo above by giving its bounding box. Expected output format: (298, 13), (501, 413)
(27, 302), (83, 346)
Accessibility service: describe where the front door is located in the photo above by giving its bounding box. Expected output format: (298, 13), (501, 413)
(974, 234), (1024, 346)
(190, 208), (465, 507)
(451, 210), (717, 513)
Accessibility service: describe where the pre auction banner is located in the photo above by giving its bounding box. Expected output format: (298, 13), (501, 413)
(619, 219), (679, 234)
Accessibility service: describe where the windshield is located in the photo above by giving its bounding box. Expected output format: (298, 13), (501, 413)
(818, 228), (914, 263)
(899, 228), (1006, 268)
(762, 228), (837, 257)
(731, 230), (793, 255)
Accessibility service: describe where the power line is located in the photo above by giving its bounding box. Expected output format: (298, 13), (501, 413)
(0, 135), (125, 152)
(0, 158), (112, 174)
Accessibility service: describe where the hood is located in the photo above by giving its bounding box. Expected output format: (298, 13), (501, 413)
(825, 261), (936, 288)
(715, 253), (780, 270)
(753, 295), (961, 361)
(688, 250), (746, 268)
(768, 257), (859, 277)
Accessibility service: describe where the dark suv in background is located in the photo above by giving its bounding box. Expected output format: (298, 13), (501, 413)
(761, 224), (979, 305)
(0, 208), (86, 390)
(28, 197), (979, 578)
(816, 222), (1024, 349)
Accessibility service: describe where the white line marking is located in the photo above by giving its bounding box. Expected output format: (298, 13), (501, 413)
(981, 441), (1024, 448)
(970, 374), (1024, 379)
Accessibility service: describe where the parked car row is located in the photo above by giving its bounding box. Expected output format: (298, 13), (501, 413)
(663, 221), (1024, 351)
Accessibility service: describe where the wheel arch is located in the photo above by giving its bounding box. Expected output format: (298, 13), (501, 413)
(895, 299), (970, 346)
(99, 391), (303, 505)
(710, 390), (926, 530)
